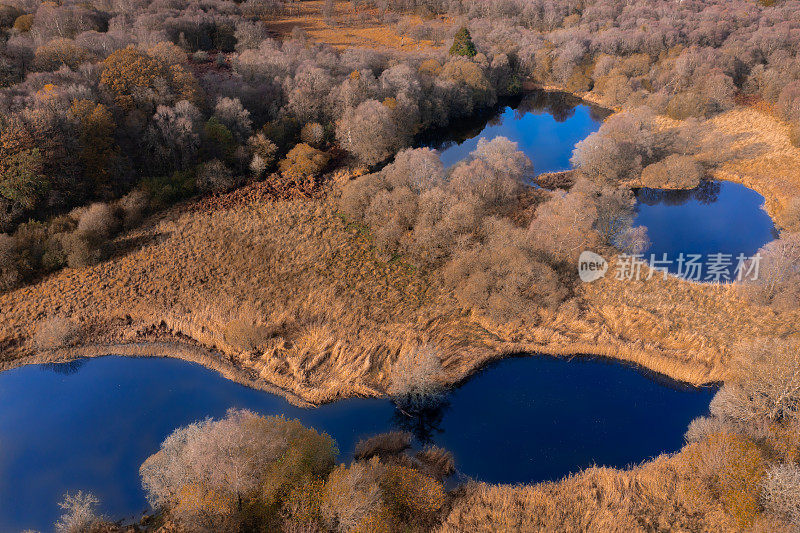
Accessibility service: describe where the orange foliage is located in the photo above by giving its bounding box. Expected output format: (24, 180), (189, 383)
(99, 46), (200, 110)
(70, 100), (118, 188)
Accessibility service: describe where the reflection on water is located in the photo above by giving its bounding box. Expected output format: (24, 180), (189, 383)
(392, 398), (450, 445)
(636, 180), (721, 206)
(419, 91), (609, 170)
(634, 180), (776, 275)
(0, 355), (713, 531)
(40, 359), (86, 375)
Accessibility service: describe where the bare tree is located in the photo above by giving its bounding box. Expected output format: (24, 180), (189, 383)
(762, 463), (800, 525)
(710, 339), (800, 425)
(54, 491), (102, 533)
(390, 344), (445, 411)
(741, 232), (800, 311)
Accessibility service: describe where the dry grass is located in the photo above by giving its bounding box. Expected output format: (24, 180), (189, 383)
(1, 106), (799, 405)
(438, 449), (779, 533)
(263, 0), (452, 52)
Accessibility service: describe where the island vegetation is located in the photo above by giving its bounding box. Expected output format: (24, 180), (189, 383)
(0, 0), (799, 530)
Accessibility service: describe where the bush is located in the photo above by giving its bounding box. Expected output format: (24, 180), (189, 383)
(685, 432), (767, 528)
(790, 122), (800, 148)
(300, 122), (325, 147)
(740, 232), (800, 311)
(140, 409), (337, 531)
(354, 431), (413, 460)
(279, 143), (330, 182)
(321, 460), (386, 532)
(196, 159), (237, 194)
(33, 317), (79, 351)
(390, 345), (444, 410)
(710, 339), (800, 426)
(762, 463), (800, 525)
(321, 457), (446, 532)
(336, 100), (407, 166)
(415, 446), (455, 480)
(640, 154), (704, 189)
(54, 491), (103, 533)
(444, 218), (567, 318)
(12, 13), (32, 32)
(248, 133), (279, 177)
(0, 233), (18, 291)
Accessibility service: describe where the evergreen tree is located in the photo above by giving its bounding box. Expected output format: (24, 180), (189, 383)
(449, 26), (476, 57)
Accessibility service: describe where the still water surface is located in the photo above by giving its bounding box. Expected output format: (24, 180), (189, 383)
(0, 355), (714, 531)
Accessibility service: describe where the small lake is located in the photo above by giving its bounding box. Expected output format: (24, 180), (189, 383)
(635, 182), (776, 278)
(421, 91), (609, 170)
(0, 355), (714, 531)
(422, 90), (776, 276)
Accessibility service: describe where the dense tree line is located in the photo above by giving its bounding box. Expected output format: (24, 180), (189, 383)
(0, 0), (525, 291)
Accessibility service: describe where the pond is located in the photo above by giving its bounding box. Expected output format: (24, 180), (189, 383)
(421, 90), (776, 278)
(420, 91), (610, 170)
(634, 181), (777, 278)
(0, 355), (714, 531)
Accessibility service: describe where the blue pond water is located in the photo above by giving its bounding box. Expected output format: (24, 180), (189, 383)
(634, 182), (776, 277)
(422, 91), (608, 170)
(0, 356), (714, 531)
(422, 91), (776, 276)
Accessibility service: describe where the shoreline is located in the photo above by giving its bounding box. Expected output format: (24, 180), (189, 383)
(1, 91), (798, 405)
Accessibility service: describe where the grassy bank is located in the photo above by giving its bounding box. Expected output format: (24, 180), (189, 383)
(1, 104), (799, 406)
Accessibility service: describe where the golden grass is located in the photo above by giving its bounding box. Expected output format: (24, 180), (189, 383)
(263, 0), (452, 52)
(438, 448), (797, 533)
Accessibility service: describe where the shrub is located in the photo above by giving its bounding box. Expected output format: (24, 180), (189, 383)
(444, 218), (567, 318)
(248, 133), (279, 177)
(790, 122), (800, 148)
(685, 432), (767, 528)
(13, 13), (32, 32)
(0, 233), (18, 291)
(379, 463), (446, 529)
(300, 122), (325, 147)
(196, 159), (237, 194)
(279, 143), (330, 182)
(710, 339), (800, 426)
(336, 99), (407, 166)
(640, 154), (704, 189)
(390, 344), (444, 410)
(740, 232), (800, 310)
(117, 190), (149, 230)
(140, 409), (337, 531)
(321, 460), (387, 532)
(415, 446), (455, 480)
(762, 463), (800, 525)
(528, 184), (599, 264)
(33, 317), (79, 351)
(54, 491), (102, 533)
(33, 38), (91, 72)
(449, 26), (476, 57)
(76, 203), (118, 242)
(354, 431), (413, 460)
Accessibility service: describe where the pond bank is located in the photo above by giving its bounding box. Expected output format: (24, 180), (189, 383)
(0, 354), (714, 531)
(1, 96), (798, 405)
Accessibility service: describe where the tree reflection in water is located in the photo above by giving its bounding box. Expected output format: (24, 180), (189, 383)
(635, 180), (721, 207)
(391, 396), (451, 445)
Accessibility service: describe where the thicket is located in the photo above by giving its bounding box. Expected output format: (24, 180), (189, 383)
(341, 137), (646, 320)
(137, 409), (451, 532)
(684, 338), (800, 528)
